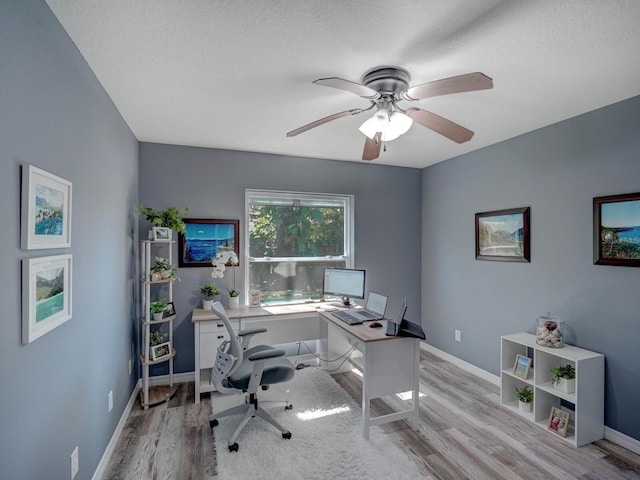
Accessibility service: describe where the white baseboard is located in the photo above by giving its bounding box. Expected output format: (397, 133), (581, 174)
(92, 379), (141, 480)
(148, 371), (195, 386)
(420, 342), (640, 454)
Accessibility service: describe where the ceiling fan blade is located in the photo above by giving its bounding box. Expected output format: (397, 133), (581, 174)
(405, 108), (474, 143)
(313, 77), (380, 99)
(286, 108), (363, 137)
(402, 72), (493, 101)
(362, 132), (382, 161)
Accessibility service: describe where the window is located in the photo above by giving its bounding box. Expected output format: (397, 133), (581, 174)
(246, 190), (354, 305)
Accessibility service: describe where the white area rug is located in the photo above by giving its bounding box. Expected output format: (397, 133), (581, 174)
(212, 367), (423, 479)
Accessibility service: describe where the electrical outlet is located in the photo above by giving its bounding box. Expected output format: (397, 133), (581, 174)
(70, 446), (79, 479)
(128, 358), (133, 375)
(454, 329), (462, 342)
(108, 390), (113, 413)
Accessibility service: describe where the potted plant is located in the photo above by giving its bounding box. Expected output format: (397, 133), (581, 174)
(551, 364), (576, 393)
(150, 256), (179, 281)
(149, 329), (168, 347)
(514, 385), (533, 412)
(136, 205), (189, 237)
(199, 282), (220, 310)
(211, 250), (240, 308)
(150, 299), (167, 321)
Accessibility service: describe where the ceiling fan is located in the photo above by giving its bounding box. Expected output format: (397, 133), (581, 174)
(286, 66), (493, 161)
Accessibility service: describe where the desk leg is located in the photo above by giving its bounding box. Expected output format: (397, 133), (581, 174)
(410, 340), (420, 427)
(362, 342), (371, 440)
(194, 323), (201, 404)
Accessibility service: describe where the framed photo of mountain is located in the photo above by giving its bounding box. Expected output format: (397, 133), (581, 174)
(593, 192), (640, 267)
(475, 207), (530, 262)
(21, 165), (72, 250)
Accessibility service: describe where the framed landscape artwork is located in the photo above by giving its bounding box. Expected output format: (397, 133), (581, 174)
(22, 254), (73, 344)
(475, 207), (530, 262)
(21, 165), (72, 249)
(178, 219), (239, 267)
(593, 192), (640, 267)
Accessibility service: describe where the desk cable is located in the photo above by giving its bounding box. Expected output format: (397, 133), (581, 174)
(294, 341), (359, 373)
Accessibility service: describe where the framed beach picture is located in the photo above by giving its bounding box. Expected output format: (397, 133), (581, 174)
(547, 406), (570, 437)
(513, 354), (532, 379)
(22, 254), (73, 344)
(475, 207), (530, 262)
(593, 192), (640, 267)
(21, 165), (72, 250)
(178, 219), (239, 267)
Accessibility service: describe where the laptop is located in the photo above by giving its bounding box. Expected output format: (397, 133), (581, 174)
(332, 291), (388, 325)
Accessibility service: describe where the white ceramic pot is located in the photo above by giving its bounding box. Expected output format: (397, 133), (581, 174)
(152, 312), (164, 321)
(228, 296), (240, 309)
(202, 299), (213, 310)
(518, 400), (532, 412)
(555, 378), (575, 394)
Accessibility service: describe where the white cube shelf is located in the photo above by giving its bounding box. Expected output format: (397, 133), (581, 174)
(500, 332), (604, 447)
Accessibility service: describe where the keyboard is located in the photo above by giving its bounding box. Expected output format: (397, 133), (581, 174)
(332, 309), (378, 325)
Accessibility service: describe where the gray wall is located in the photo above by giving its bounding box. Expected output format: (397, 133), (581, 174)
(0, 1), (139, 479)
(422, 95), (640, 440)
(139, 143), (423, 375)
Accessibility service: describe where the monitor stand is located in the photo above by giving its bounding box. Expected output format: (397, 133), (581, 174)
(330, 296), (353, 308)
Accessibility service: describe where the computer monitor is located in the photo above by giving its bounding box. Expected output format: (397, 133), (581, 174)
(323, 268), (365, 306)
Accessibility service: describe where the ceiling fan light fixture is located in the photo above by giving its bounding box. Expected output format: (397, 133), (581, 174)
(384, 111), (413, 141)
(358, 109), (389, 139)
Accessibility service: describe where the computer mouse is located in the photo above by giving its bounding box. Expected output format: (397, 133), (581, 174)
(368, 321), (382, 328)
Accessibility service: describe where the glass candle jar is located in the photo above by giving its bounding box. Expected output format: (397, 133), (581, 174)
(536, 313), (564, 348)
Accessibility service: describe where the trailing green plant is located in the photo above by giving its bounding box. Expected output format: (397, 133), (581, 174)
(136, 205), (189, 234)
(514, 385), (533, 404)
(199, 282), (220, 299)
(551, 364), (575, 385)
(149, 329), (168, 346)
(149, 299), (167, 314)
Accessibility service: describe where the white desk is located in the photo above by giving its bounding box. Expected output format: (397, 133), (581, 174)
(192, 304), (421, 439)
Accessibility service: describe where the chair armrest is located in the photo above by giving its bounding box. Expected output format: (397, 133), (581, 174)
(248, 348), (286, 361)
(238, 327), (268, 350)
(238, 327), (267, 337)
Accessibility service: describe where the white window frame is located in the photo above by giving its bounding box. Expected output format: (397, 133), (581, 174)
(244, 189), (355, 304)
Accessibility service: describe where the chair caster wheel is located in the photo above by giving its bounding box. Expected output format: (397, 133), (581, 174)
(285, 404), (293, 410)
(282, 431), (292, 440)
(210, 419), (219, 429)
(228, 443), (239, 453)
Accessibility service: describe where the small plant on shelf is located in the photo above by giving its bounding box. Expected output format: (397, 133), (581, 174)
(551, 364), (575, 386)
(136, 205), (189, 234)
(514, 385), (534, 404)
(149, 329), (168, 347)
(150, 256), (180, 281)
(149, 299), (167, 320)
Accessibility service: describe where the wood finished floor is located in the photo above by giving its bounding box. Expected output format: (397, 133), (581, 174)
(103, 350), (640, 479)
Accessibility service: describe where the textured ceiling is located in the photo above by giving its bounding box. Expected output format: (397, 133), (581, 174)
(45, 0), (640, 168)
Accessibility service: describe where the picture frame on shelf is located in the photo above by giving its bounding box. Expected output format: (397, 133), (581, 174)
(475, 207), (530, 262)
(153, 226), (171, 242)
(151, 341), (171, 361)
(21, 165), (72, 250)
(593, 192), (640, 267)
(164, 301), (176, 318)
(547, 406), (570, 437)
(178, 218), (240, 268)
(22, 254), (72, 344)
(249, 289), (261, 307)
(513, 354), (532, 379)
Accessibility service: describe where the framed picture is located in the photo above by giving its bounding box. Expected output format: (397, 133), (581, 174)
(153, 226), (171, 242)
(164, 301), (176, 318)
(178, 219), (240, 267)
(593, 192), (640, 267)
(249, 289), (261, 307)
(151, 341), (172, 361)
(513, 354), (532, 379)
(21, 165), (72, 250)
(547, 406), (570, 437)
(475, 207), (530, 262)
(22, 254), (73, 344)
